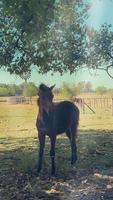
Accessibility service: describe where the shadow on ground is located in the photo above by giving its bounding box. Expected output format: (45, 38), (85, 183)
(0, 131), (113, 200)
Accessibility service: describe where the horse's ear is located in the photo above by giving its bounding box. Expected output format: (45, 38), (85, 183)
(50, 84), (56, 90)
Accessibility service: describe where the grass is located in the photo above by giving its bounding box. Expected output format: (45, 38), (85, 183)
(0, 103), (113, 200)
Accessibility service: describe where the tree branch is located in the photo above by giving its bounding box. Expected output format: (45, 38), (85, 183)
(14, 14), (34, 49)
(107, 52), (113, 60)
(106, 65), (113, 79)
(97, 64), (113, 79)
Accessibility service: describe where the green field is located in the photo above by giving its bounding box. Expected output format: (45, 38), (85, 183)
(0, 103), (113, 200)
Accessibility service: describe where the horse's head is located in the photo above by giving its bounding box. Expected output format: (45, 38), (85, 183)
(38, 84), (55, 113)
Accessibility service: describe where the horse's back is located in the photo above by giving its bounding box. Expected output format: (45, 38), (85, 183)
(53, 101), (79, 133)
(54, 101), (79, 118)
(36, 100), (79, 135)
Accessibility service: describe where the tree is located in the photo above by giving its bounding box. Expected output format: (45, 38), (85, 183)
(38, 0), (89, 75)
(87, 24), (113, 79)
(61, 82), (79, 99)
(23, 82), (37, 103)
(8, 84), (23, 95)
(0, 0), (89, 76)
(0, 83), (25, 96)
(0, 87), (9, 97)
(84, 82), (92, 92)
(96, 86), (107, 96)
(107, 89), (113, 97)
(0, 84), (15, 96)
(0, 0), (56, 75)
(76, 82), (85, 93)
(72, 81), (93, 93)
(1, 1), (113, 79)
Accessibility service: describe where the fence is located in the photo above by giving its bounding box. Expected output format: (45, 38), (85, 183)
(6, 96), (37, 104)
(82, 98), (112, 108)
(1, 96), (113, 115)
(73, 97), (113, 115)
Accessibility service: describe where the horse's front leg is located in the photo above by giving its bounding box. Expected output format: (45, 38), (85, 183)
(50, 136), (56, 176)
(37, 133), (45, 173)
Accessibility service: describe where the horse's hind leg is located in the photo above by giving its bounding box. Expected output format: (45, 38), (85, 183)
(66, 126), (78, 165)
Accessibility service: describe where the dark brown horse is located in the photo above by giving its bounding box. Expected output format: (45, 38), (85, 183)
(36, 84), (79, 175)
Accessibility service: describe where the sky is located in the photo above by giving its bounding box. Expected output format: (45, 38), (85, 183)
(0, 0), (113, 89)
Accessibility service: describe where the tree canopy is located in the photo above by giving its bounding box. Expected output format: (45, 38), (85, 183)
(87, 24), (113, 78)
(0, 0), (56, 75)
(1, 0), (113, 79)
(0, 0), (89, 76)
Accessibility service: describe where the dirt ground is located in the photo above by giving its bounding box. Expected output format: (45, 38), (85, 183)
(0, 132), (113, 200)
(0, 103), (113, 200)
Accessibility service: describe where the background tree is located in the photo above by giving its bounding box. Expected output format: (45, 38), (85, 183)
(9, 84), (23, 95)
(0, 87), (9, 97)
(96, 86), (107, 96)
(84, 82), (93, 92)
(107, 89), (113, 97)
(23, 82), (37, 103)
(76, 82), (85, 93)
(0, 84), (16, 96)
(61, 82), (80, 99)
